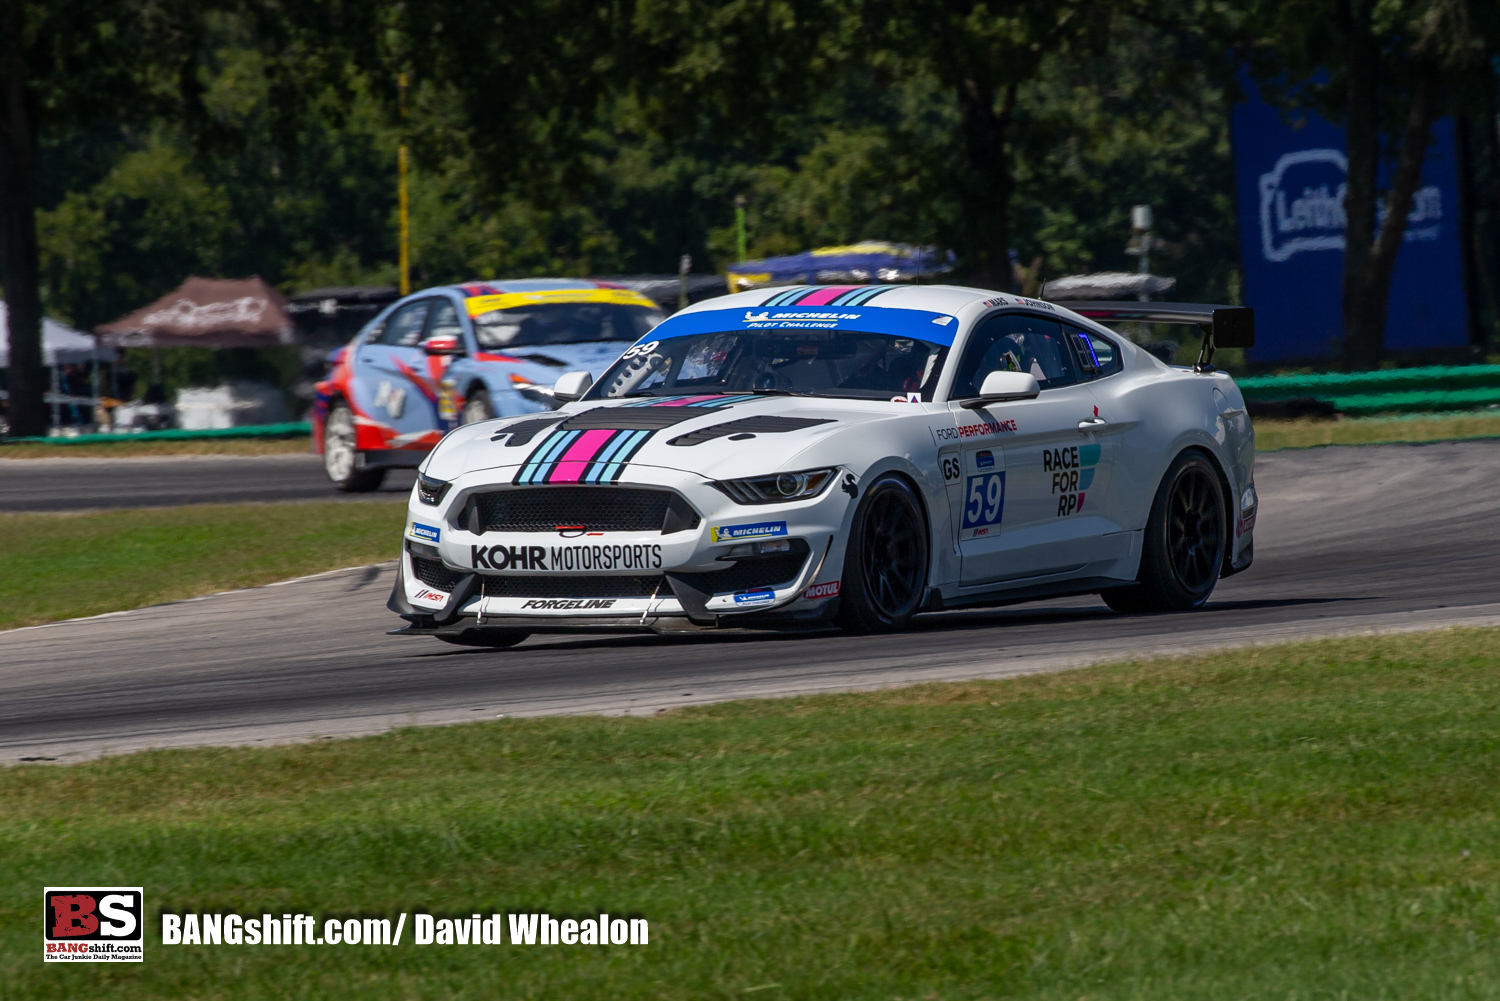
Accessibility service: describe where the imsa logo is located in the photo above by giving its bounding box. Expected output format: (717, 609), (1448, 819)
(43, 887), (144, 963)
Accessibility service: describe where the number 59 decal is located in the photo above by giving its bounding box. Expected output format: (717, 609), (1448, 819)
(963, 471), (1006, 529)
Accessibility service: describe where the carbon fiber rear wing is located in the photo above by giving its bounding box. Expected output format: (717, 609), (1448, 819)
(1058, 301), (1254, 371)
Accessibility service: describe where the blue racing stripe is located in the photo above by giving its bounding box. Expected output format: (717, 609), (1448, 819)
(518, 429), (579, 484)
(596, 429), (651, 483)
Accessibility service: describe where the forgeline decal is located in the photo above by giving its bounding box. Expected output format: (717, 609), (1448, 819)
(710, 521), (788, 543)
(520, 599), (618, 610)
(1046, 443), (1100, 516)
(803, 580), (841, 600)
(933, 418), (1019, 443)
(471, 543), (664, 571)
(409, 522), (441, 543)
(733, 590), (776, 606)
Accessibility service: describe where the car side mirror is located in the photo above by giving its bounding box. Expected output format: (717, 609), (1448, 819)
(960, 370), (1040, 409)
(422, 336), (464, 356)
(552, 370), (594, 402)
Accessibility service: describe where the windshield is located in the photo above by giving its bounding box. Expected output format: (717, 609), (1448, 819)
(588, 329), (950, 401)
(472, 302), (663, 348)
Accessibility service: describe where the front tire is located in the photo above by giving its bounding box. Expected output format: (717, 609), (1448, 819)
(436, 629), (530, 648)
(836, 474), (930, 634)
(461, 388), (494, 425)
(1102, 449), (1227, 613)
(323, 401), (387, 493)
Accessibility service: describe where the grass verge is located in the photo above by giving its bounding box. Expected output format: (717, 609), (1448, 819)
(0, 436), (313, 458)
(1255, 410), (1500, 450)
(6, 628), (1500, 998)
(0, 501), (404, 630)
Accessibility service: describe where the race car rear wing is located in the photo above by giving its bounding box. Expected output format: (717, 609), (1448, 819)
(1058, 301), (1254, 372)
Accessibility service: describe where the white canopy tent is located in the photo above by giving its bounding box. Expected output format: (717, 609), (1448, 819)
(0, 301), (115, 367)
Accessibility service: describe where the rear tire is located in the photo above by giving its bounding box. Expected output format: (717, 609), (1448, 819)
(1102, 449), (1227, 614)
(836, 474), (929, 634)
(461, 388), (494, 424)
(323, 401), (387, 493)
(436, 629), (530, 648)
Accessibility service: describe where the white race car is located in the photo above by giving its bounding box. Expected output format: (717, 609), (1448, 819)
(389, 284), (1256, 646)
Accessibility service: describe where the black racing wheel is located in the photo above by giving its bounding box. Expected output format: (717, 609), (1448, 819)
(323, 401), (387, 493)
(1102, 449), (1227, 613)
(836, 474), (930, 633)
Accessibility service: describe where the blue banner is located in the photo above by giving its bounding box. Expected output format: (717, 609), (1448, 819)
(1231, 86), (1468, 361)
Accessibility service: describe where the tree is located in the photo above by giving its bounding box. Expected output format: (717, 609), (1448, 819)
(1248, 0), (1499, 369)
(0, 1), (216, 435)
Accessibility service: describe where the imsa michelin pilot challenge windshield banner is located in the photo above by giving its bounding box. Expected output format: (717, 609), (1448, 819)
(1230, 79), (1469, 361)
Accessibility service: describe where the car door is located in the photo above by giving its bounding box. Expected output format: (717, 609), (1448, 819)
(351, 298), (437, 437)
(947, 312), (1121, 585)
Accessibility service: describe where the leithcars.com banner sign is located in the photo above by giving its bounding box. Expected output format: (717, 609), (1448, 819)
(1230, 73), (1469, 362)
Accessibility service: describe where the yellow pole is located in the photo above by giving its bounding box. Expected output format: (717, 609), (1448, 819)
(398, 73), (410, 296)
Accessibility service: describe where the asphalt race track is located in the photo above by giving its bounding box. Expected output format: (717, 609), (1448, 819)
(0, 453), (415, 511)
(3, 439), (1499, 762)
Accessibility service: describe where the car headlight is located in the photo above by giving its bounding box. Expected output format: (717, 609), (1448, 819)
(712, 467), (838, 505)
(416, 474), (450, 506)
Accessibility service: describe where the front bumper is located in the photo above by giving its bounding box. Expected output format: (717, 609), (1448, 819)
(392, 465), (853, 630)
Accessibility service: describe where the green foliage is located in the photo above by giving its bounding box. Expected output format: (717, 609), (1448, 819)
(0, 500), (405, 630)
(33, 2), (1247, 337)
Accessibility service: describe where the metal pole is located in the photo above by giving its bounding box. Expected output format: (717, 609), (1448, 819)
(398, 73), (411, 296)
(734, 195), (747, 264)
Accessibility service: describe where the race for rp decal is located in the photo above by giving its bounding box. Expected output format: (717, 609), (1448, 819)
(1046, 443), (1100, 516)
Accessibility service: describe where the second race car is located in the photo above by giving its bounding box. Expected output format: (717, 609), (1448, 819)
(388, 283), (1257, 644)
(313, 279), (663, 490)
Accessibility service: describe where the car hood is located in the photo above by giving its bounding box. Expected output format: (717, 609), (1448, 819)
(424, 394), (911, 483)
(483, 340), (635, 378)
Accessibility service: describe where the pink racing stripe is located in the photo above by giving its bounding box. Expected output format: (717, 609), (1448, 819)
(548, 429), (616, 483)
(796, 286), (860, 306)
(653, 394), (721, 407)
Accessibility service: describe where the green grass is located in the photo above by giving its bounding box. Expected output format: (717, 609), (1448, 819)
(0, 501), (405, 629)
(1255, 410), (1500, 450)
(7, 628), (1500, 998)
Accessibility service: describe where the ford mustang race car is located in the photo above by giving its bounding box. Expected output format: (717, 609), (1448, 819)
(388, 283), (1256, 645)
(313, 280), (663, 491)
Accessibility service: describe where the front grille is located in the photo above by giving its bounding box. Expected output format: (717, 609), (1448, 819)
(481, 574), (666, 599)
(671, 551), (810, 595)
(476, 487), (688, 533)
(412, 556), (464, 593)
